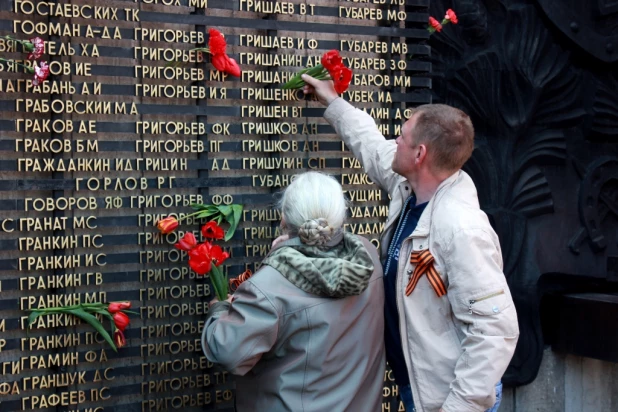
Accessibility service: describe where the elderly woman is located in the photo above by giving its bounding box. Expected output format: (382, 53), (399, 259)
(202, 171), (385, 411)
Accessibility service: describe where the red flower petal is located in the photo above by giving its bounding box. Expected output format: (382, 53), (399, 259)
(188, 243), (213, 275)
(208, 29), (227, 55)
(175, 232), (198, 251)
(211, 53), (229, 72)
(114, 330), (126, 348)
(225, 57), (241, 77)
(28, 37), (45, 60)
(445, 9), (458, 24)
(321, 50), (342, 72)
(108, 301), (131, 313)
(113, 312), (130, 331)
(429, 17), (443, 32)
(32, 61), (50, 86)
(209, 244), (230, 266)
(332, 66), (353, 94)
(156, 216), (179, 235)
(202, 221), (225, 240)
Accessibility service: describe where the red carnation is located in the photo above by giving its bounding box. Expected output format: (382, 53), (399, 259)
(32, 61), (49, 86)
(208, 28), (227, 55)
(202, 221), (225, 240)
(321, 50), (342, 72)
(429, 17), (443, 32)
(445, 9), (458, 24)
(28, 37), (45, 60)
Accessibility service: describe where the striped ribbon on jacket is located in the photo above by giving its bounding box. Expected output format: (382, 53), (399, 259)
(406, 249), (447, 297)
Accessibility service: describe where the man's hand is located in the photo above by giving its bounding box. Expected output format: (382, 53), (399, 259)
(302, 74), (339, 107)
(209, 295), (233, 308)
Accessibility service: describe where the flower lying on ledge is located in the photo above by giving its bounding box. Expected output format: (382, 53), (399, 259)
(28, 301), (136, 351)
(0, 35), (49, 85)
(283, 50), (353, 94)
(0, 58), (50, 85)
(156, 203), (243, 241)
(1, 35), (45, 59)
(428, 8), (458, 34)
(157, 216), (179, 235)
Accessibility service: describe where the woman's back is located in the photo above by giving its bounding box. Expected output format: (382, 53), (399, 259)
(204, 235), (385, 412)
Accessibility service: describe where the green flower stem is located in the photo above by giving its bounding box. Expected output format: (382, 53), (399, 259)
(209, 263), (228, 301)
(177, 210), (205, 223)
(283, 64), (329, 89)
(1, 35), (33, 51)
(189, 47), (211, 54)
(33, 303), (106, 313)
(0, 57), (35, 73)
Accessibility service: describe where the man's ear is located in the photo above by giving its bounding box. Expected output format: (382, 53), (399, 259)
(416, 144), (428, 164)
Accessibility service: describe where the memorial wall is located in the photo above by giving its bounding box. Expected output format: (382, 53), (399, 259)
(0, 0), (431, 410)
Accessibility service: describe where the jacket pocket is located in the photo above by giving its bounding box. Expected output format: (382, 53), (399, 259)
(468, 289), (506, 315)
(464, 287), (519, 337)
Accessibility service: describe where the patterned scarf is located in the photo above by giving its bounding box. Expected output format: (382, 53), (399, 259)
(262, 233), (375, 298)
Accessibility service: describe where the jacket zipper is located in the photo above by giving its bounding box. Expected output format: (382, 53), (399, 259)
(468, 290), (504, 312)
(396, 238), (424, 411)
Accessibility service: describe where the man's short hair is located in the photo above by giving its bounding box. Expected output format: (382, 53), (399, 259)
(411, 104), (475, 173)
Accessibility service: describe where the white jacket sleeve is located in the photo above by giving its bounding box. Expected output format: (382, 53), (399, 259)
(442, 228), (519, 412)
(202, 280), (279, 376)
(324, 98), (401, 194)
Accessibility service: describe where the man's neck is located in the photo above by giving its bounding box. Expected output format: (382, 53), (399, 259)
(408, 170), (455, 205)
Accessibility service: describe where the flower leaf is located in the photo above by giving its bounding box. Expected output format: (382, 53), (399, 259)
(121, 310), (140, 315)
(195, 210), (218, 219)
(94, 309), (114, 321)
(190, 203), (208, 211)
(210, 263), (228, 301)
(27, 310), (43, 328)
(66, 308), (117, 352)
(224, 204), (243, 241)
(216, 205), (233, 218)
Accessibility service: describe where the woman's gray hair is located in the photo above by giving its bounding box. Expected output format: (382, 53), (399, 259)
(278, 172), (347, 246)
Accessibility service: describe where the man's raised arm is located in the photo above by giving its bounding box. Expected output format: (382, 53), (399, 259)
(302, 75), (401, 194)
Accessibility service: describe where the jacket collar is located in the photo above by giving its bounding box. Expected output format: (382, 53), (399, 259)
(411, 170), (468, 238)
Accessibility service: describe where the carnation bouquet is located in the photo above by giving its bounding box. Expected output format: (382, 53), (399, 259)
(428, 9), (458, 33)
(283, 50), (352, 94)
(0, 35), (50, 85)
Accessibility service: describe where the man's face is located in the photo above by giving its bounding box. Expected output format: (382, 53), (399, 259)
(392, 115), (419, 177)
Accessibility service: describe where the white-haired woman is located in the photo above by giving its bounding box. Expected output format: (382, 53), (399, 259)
(202, 171), (385, 411)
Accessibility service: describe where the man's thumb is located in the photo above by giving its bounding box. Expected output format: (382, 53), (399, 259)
(301, 74), (318, 86)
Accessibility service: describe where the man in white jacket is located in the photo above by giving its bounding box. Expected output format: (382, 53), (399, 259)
(302, 74), (519, 412)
